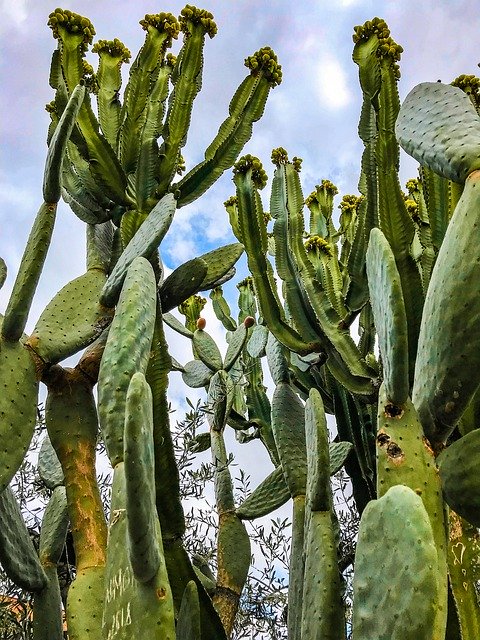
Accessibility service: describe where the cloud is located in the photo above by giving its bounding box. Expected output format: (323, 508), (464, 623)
(315, 55), (352, 109)
(0, 0), (27, 27)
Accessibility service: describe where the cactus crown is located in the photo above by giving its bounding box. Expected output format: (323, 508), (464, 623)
(244, 47), (282, 87)
(405, 178), (420, 194)
(224, 195), (238, 208)
(237, 276), (254, 290)
(319, 179), (338, 196)
(92, 38), (131, 63)
(338, 193), (363, 215)
(304, 235), (333, 257)
(452, 74), (480, 110)
(179, 5), (217, 38)
(139, 12), (180, 44)
(271, 147), (289, 166)
(47, 8), (95, 52)
(353, 17), (402, 78)
(233, 155), (268, 190)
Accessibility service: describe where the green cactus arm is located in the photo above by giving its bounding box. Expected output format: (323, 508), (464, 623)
(420, 165), (463, 252)
(277, 161), (376, 390)
(48, 9), (128, 206)
(0, 486), (48, 592)
(92, 38), (131, 149)
(233, 159), (320, 355)
(47, 9), (95, 91)
(269, 166), (333, 348)
(354, 20), (423, 388)
(86, 220), (114, 272)
(156, 7), (216, 197)
(1, 205), (56, 341)
(352, 485), (443, 640)
(175, 47), (282, 207)
(118, 13), (179, 178)
(404, 179), (436, 291)
(213, 512), (251, 637)
(43, 82), (85, 203)
(447, 511), (480, 640)
(305, 179), (338, 238)
(0, 338), (39, 493)
(100, 193), (176, 307)
(98, 258), (157, 465)
(134, 56), (176, 212)
(146, 303), (185, 541)
(366, 228), (409, 404)
(330, 379), (375, 514)
(159, 257), (208, 312)
(124, 372), (161, 582)
(302, 392), (348, 640)
(344, 194), (370, 312)
(61, 142), (115, 223)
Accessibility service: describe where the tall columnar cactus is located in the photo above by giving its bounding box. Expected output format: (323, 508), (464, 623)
(2, 8), (480, 640)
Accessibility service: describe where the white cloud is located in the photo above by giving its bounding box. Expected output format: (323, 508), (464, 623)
(315, 55), (352, 109)
(0, 0), (28, 31)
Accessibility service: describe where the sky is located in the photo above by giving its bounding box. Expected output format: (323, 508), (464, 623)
(1, 0), (479, 486)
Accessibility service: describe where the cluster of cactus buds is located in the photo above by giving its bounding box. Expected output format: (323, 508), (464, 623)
(1, 8), (480, 640)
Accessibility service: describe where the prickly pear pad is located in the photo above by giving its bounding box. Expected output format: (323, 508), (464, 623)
(438, 429), (480, 528)
(28, 269), (113, 364)
(236, 466), (290, 520)
(98, 257), (156, 466)
(366, 228), (409, 405)
(396, 82), (480, 183)
(271, 382), (307, 498)
(38, 434), (64, 490)
(413, 171), (480, 444)
(0, 487), (48, 592)
(352, 485), (440, 640)
(0, 338), (38, 492)
(102, 464), (175, 640)
(100, 193), (176, 308)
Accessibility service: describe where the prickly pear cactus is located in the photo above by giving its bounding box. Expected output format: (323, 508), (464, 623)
(2, 8), (480, 640)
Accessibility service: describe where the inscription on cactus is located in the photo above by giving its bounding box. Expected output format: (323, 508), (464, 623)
(103, 567), (133, 638)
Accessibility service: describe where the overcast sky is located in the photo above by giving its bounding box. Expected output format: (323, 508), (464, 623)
(1, 1), (479, 480)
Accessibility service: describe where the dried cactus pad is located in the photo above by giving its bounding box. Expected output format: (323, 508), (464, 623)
(437, 429), (480, 528)
(396, 82), (480, 183)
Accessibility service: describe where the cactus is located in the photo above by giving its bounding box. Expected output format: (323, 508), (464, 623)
(2, 8), (480, 640)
